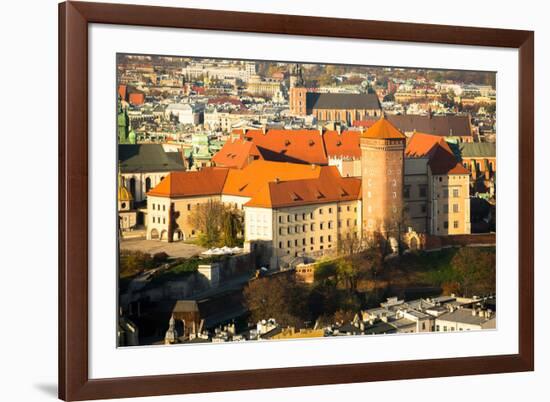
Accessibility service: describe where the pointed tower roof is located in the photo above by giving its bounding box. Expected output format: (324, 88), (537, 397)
(361, 117), (406, 139)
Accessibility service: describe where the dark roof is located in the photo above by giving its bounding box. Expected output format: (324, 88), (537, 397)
(387, 115), (472, 137)
(306, 92), (381, 111)
(119, 144), (185, 173)
(364, 321), (397, 335)
(459, 142), (496, 158)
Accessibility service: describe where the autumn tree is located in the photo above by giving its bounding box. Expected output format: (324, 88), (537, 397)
(244, 274), (309, 327)
(188, 200), (243, 247)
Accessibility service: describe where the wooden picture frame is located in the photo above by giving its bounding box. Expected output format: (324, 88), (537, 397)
(59, 1), (534, 400)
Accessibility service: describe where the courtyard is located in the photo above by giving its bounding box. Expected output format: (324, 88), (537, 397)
(120, 238), (206, 259)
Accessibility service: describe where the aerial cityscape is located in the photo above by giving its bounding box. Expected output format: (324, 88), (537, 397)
(117, 54), (496, 346)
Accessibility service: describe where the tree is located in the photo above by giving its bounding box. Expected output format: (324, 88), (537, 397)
(449, 247), (496, 297)
(244, 275), (308, 327)
(222, 207), (243, 247)
(188, 200), (243, 248)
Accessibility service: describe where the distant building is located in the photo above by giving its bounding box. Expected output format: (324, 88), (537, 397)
(386, 114), (474, 142)
(290, 87), (382, 125)
(435, 307), (495, 332)
(457, 142), (496, 180)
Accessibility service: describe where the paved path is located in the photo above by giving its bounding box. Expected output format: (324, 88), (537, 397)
(120, 238), (206, 259)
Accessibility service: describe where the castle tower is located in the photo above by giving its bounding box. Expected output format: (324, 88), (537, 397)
(360, 117), (406, 237)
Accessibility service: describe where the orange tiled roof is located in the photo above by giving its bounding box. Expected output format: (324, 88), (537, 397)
(361, 117), (406, 139)
(212, 138), (262, 169)
(323, 130), (361, 159)
(244, 129), (328, 165)
(222, 160), (324, 198)
(245, 166), (361, 208)
(405, 132), (453, 158)
(147, 167), (229, 198)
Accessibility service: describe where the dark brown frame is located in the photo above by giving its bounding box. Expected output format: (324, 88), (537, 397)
(59, 1), (534, 400)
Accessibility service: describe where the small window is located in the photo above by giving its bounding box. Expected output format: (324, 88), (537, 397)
(319, 208), (323, 215)
(310, 237), (314, 245)
(187, 204), (191, 211)
(279, 241), (283, 249)
(453, 188), (460, 198)
(328, 208), (332, 213)
(320, 236), (324, 243)
(453, 204), (459, 213)
(453, 220), (459, 229)
(163, 205), (166, 211)
(320, 223), (324, 230)
(444, 221), (449, 229)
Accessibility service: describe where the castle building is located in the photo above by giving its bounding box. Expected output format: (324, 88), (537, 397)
(404, 132), (471, 235)
(359, 118), (406, 236)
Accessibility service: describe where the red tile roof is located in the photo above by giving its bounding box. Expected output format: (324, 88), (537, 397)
(405, 132), (453, 158)
(223, 160), (324, 198)
(212, 138), (263, 169)
(406, 132), (468, 175)
(323, 130), (361, 159)
(244, 129), (328, 165)
(147, 168), (229, 198)
(245, 166), (361, 208)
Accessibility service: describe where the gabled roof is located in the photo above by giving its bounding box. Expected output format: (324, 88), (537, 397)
(428, 145), (469, 175)
(147, 168), (229, 198)
(211, 138), (262, 169)
(406, 132), (468, 175)
(245, 166), (361, 208)
(387, 114), (472, 137)
(244, 129), (328, 165)
(223, 160), (324, 198)
(361, 117), (406, 140)
(119, 144), (185, 173)
(323, 130), (361, 159)
(405, 132), (453, 158)
(306, 92), (381, 110)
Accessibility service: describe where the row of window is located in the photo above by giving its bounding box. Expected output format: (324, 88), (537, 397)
(151, 203), (166, 211)
(442, 204), (461, 213)
(443, 221), (461, 229)
(277, 206), (357, 224)
(278, 235), (334, 249)
(151, 216), (166, 225)
(278, 219), (357, 236)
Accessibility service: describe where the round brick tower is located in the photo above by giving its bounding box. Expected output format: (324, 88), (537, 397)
(360, 117), (406, 237)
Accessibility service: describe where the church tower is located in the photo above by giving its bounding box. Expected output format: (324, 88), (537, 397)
(360, 117), (406, 237)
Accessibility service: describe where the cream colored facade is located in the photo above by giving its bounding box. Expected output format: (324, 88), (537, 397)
(404, 158), (429, 233)
(244, 200), (361, 268)
(146, 194), (222, 241)
(328, 157), (362, 178)
(428, 173), (471, 236)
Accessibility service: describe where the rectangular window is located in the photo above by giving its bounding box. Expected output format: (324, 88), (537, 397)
(319, 208), (323, 215)
(303, 224), (307, 232)
(302, 238), (306, 246)
(320, 236), (324, 243)
(278, 216), (282, 223)
(311, 223), (315, 231)
(295, 239), (298, 246)
(453, 220), (459, 229)
(419, 185), (427, 197)
(328, 235), (332, 242)
(287, 240), (291, 247)
(453, 188), (460, 198)
(443, 204), (449, 213)
(328, 208), (332, 213)
(453, 204), (459, 213)
(287, 215), (291, 223)
(404, 185), (410, 198)
(187, 204), (191, 211)
(163, 205), (166, 211)
(310, 237), (314, 245)
(279, 242), (282, 249)
(444, 221), (449, 229)
(320, 223), (324, 230)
